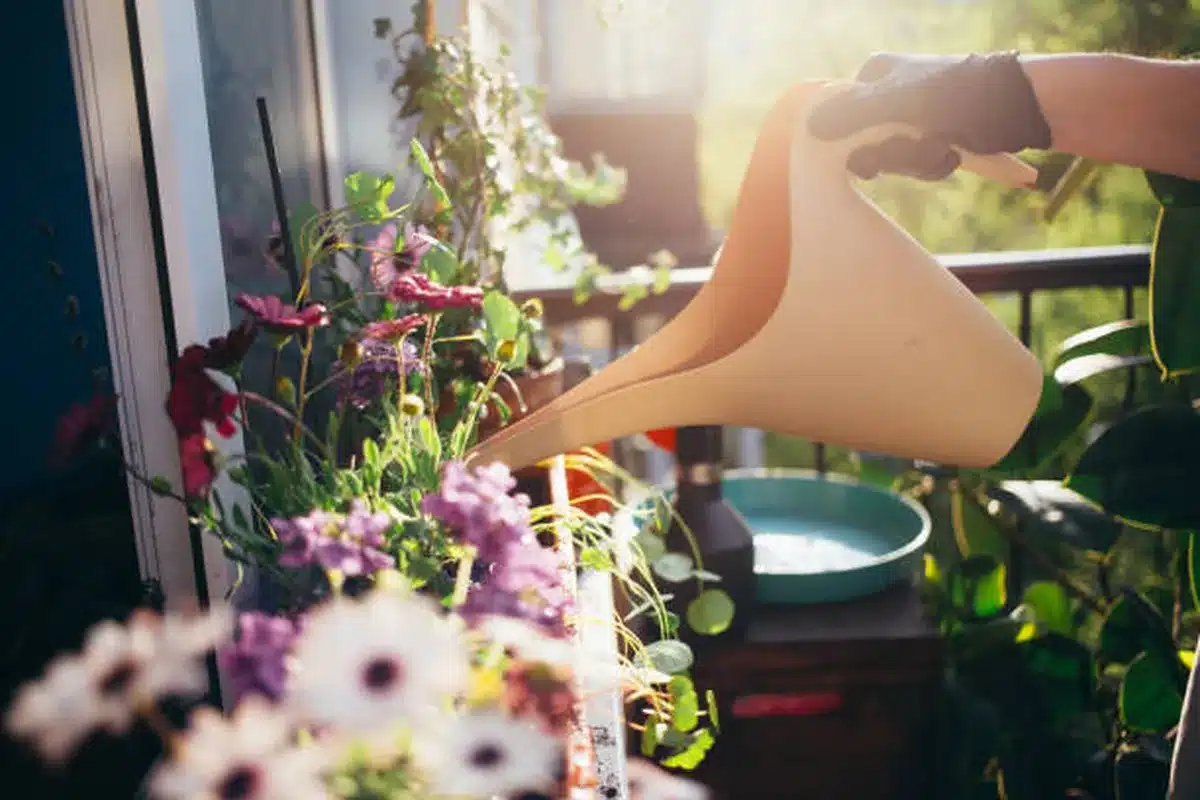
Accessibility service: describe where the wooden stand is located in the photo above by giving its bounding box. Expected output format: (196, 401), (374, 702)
(681, 581), (943, 799)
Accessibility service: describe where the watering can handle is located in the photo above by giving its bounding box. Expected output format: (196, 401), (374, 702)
(810, 83), (1039, 189)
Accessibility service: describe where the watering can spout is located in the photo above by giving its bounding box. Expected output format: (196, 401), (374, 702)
(467, 81), (1043, 473)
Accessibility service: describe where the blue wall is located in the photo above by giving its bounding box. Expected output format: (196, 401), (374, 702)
(2, 2), (115, 499)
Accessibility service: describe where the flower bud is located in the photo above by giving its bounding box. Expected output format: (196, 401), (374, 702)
(497, 339), (517, 362)
(340, 339), (364, 369)
(520, 298), (544, 320)
(401, 393), (425, 417)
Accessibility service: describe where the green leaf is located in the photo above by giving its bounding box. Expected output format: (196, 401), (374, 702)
(275, 376), (296, 407)
(1120, 650), (1184, 733)
(989, 480), (1122, 554)
(642, 640), (694, 674)
(1065, 405), (1200, 530)
(1150, 206), (1200, 376)
(149, 476), (175, 496)
(988, 380), (1093, 474)
(420, 240), (459, 283)
(1191, 532), (1200, 612)
(668, 676), (700, 732)
(1100, 590), (1178, 668)
(685, 589), (735, 636)
(950, 485), (1007, 560)
(705, 689), (720, 731)
(343, 172), (394, 221)
(1054, 354), (1154, 385)
(416, 417), (441, 461)
(619, 282), (649, 311)
(1146, 170), (1200, 208)
(1022, 582), (1072, 636)
(640, 714), (661, 757)
(1054, 319), (1151, 368)
(660, 728), (714, 770)
(949, 556), (1008, 619)
(579, 547), (615, 572)
(481, 291), (521, 341)
(361, 437), (381, 469)
(652, 553), (695, 583)
(634, 530), (667, 562)
(409, 139), (451, 210)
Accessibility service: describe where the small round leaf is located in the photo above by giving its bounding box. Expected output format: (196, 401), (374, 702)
(686, 589), (736, 636)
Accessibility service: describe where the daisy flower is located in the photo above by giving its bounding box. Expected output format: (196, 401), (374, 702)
(5, 607), (232, 763)
(149, 697), (329, 799)
(419, 711), (562, 798)
(475, 615), (575, 668)
(286, 590), (469, 736)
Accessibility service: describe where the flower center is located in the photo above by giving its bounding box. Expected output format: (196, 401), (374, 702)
(217, 765), (261, 799)
(362, 655), (403, 693)
(99, 659), (138, 696)
(469, 742), (505, 770)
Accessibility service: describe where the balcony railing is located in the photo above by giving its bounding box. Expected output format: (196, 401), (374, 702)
(511, 244), (1152, 478)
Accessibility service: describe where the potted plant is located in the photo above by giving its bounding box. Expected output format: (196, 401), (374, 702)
(3, 158), (729, 798)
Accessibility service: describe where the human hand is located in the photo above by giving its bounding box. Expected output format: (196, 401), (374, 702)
(807, 52), (1052, 180)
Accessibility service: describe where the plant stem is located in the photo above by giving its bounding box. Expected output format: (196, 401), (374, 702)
(241, 391), (329, 459)
(293, 328), (315, 445)
(422, 313), (441, 413)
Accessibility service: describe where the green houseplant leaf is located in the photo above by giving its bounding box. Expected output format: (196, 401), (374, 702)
(1146, 171), (1200, 208)
(1149, 206), (1200, 377)
(988, 378), (1093, 474)
(1065, 405), (1200, 530)
(989, 480), (1122, 554)
(1120, 650), (1185, 733)
(1053, 319), (1151, 369)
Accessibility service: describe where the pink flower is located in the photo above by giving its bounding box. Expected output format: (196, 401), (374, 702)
(389, 272), (483, 311)
(235, 294), (329, 335)
(369, 222), (437, 292)
(359, 314), (427, 342)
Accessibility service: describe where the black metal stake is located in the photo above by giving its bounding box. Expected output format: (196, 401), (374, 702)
(256, 97), (302, 301)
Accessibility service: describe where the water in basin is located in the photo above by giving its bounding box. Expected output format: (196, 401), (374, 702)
(752, 516), (893, 575)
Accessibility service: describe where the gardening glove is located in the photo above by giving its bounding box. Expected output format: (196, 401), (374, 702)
(807, 52), (1053, 180)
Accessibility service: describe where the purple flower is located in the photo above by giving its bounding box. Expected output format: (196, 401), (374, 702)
(272, 501), (395, 576)
(460, 547), (575, 639)
(217, 612), (300, 703)
(422, 461), (535, 561)
(336, 337), (421, 410)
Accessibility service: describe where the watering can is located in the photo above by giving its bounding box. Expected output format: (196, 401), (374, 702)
(468, 81), (1044, 472)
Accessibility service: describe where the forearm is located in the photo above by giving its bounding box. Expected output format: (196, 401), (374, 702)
(1020, 53), (1200, 180)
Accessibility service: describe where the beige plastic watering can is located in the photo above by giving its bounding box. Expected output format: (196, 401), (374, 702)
(467, 81), (1044, 472)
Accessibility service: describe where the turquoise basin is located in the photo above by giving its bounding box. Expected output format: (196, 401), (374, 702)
(724, 469), (931, 605)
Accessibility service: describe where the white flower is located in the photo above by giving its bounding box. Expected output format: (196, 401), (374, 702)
(142, 605), (234, 699)
(627, 757), (710, 800)
(420, 711), (562, 798)
(149, 697), (328, 799)
(5, 606), (232, 763)
(286, 590), (469, 736)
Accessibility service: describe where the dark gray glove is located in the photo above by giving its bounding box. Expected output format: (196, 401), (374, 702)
(807, 52), (1053, 180)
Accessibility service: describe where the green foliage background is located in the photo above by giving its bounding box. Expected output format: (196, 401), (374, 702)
(695, 0), (1200, 470)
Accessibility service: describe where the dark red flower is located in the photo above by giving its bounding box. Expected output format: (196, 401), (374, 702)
(235, 294), (329, 334)
(178, 433), (218, 497)
(167, 346), (239, 439)
(203, 319), (258, 372)
(359, 313), (427, 342)
(49, 392), (116, 466)
(388, 272), (483, 311)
